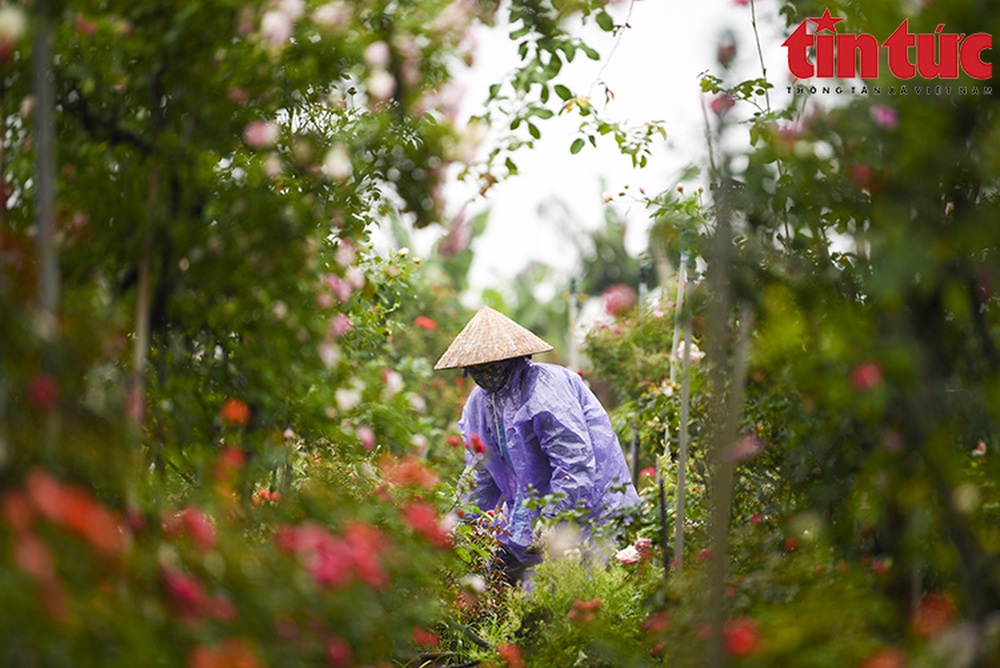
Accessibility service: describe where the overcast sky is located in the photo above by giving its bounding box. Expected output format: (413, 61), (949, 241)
(406, 0), (791, 299)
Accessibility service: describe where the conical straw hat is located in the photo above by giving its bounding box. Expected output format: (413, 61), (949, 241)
(434, 306), (553, 370)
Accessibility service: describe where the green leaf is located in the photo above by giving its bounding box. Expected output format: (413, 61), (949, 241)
(555, 84), (572, 101)
(570, 137), (585, 154)
(528, 122), (541, 140)
(595, 11), (614, 32)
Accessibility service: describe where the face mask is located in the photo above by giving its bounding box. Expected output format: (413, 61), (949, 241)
(468, 359), (515, 393)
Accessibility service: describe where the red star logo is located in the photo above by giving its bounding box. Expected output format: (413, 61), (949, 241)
(810, 8), (844, 33)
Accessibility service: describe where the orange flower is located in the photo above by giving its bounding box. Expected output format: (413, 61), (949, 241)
(911, 591), (955, 637)
(497, 642), (525, 668)
(859, 647), (907, 668)
(380, 454), (439, 489)
(189, 638), (262, 668)
(221, 398), (251, 426)
(568, 598), (602, 624)
(412, 626), (440, 647)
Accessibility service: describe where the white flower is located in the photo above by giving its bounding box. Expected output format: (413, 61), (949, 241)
(364, 41), (391, 68)
(263, 154), (284, 179)
(322, 144), (353, 182)
(313, 2), (351, 31)
(335, 387), (362, 413)
(408, 393), (427, 413)
(615, 545), (641, 565)
(673, 340), (706, 364)
(317, 342), (341, 369)
(366, 69), (396, 103)
(275, 0), (305, 21)
(261, 10), (293, 45)
(383, 368), (404, 397)
(345, 266), (365, 290)
(460, 573), (487, 594)
(0, 6), (27, 43)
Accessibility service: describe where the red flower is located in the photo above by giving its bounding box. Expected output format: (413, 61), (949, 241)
(851, 361), (883, 391)
(412, 626), (440, 647)
(162, 567), (212, 625)
(850, 164), (875, 190)
(467, 434), (486, 455)
(446, 434), (462, 447)
(567, 598), (602, 624)
(859, 647), (907, 668)
(723, 618), (760, 657)
(163, 506), (217, 552)
(783, 537), (799, 552)
(415, 315), (437, 330)
(497, 642), (525, 668)
(24, 469), (128, 557)
(642, 610), (672, 635)
(403, 502), (450, 548)
(325, 637), (353, 668)
(2, 490), (35, 534)
(220, 398), (251, 426)
(27, 374), (59, 410)
(911, 591), (955, 637)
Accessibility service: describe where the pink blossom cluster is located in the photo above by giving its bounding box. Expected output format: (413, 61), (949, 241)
(276, 520), (390, 590)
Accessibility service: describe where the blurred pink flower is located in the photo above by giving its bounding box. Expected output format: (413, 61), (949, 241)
(335, 239), (356, 266)
(325, 636), (353, 668)
(851, 361), (883, 390)
(871, 104), (899, 130)
(710, 93), (736, 117)
(364, 41), (391, 68)
(357, 425), (376, 450)
(261, 10), (293, 45)
(329, 313), (352, 339)
(243, 120), (278, 149)
(602, 283), (637, 316)
(725, 434), (766, 463)
(163, 506), (217, 552)
(227, 87), (249, 105)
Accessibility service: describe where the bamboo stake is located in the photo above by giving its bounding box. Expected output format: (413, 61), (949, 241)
(672, 310), (693, 572)
(32, 0), (59, 463)
(568, 278), (580, 372)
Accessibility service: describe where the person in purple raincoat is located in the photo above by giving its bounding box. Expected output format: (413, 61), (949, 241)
(435, 306), (639, 584)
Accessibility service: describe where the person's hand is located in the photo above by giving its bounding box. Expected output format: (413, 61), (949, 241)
(526, 519), (580, 557)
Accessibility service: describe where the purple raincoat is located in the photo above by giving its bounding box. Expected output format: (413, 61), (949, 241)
(457, 358), (639, 565)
